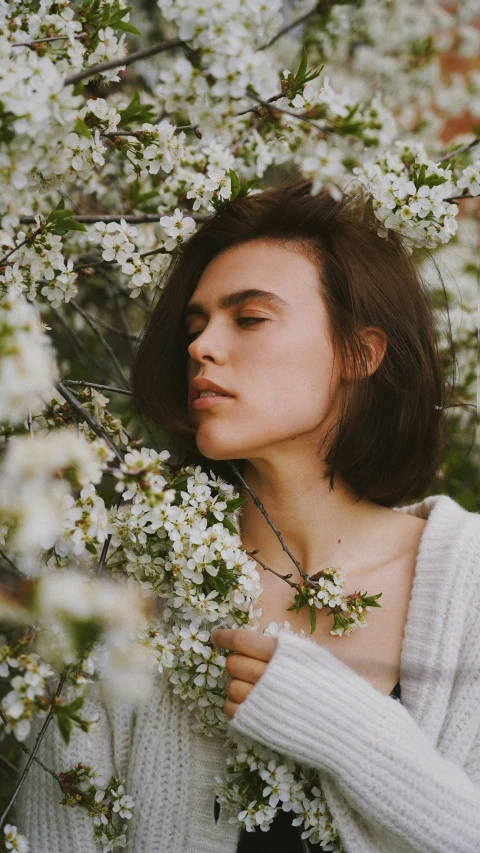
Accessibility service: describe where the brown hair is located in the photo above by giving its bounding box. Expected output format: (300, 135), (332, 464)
(131, 178), (452, 508)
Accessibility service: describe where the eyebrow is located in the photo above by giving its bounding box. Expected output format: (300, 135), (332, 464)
(183, 288), (290, 322)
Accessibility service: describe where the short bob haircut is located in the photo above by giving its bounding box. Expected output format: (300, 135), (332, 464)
(131, 177), (453, 508)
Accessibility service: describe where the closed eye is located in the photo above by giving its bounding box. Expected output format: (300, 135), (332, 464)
(186, 317), (268, 341)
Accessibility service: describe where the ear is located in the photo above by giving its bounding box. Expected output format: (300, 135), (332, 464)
(342, 326), (388, 382)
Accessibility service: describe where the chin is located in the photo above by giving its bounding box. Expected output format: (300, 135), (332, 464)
(195, 434), (246, 462)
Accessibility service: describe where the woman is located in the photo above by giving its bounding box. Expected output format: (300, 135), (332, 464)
(17, 180), (480, 852)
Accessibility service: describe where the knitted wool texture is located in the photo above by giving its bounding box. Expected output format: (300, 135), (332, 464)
(15, 493), (480, 853)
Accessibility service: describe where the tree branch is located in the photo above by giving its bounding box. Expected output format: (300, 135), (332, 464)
(445, 193), (476, 201)
(227, 461), (310, 583)
(258, 4), (324, 51)
(12, 35), (85, 48)
(0, 671), (68, 831)
(21, 214), (164, 224)
(0, 226), (43, 267)
(0, 550), (23, 578)
(438, 136), (480, 164)
(0, 709), (61, 783)
(248, 93), (332, 135)
(69, 301), (130, 388)
(62, 308), (138, 340)
(63, 37), (185, 86)
(244, 550), (298, 588)
(54, 380), (124, 463)
(49, 304), (107, 374)
(63, 380), (133, 396)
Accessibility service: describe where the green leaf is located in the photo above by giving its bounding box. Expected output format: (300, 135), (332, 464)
(111, 19), (141, 35)
(119, 90), (156, 127)
(64, 219), (88, 232)
(229, 169), (240, 196)
(74, 118), (92, 140)
(225, 496), (247, 512)
(55, 711), (73, 746)
(63, 696), (85, 715)
(69, 619), (104, 658)
(308, 604), (317, 634)
(221, 518), (238, 536)
(213, 577), (228, 596)
(360, 592), (383, 608)
(295, 46), (308, 86)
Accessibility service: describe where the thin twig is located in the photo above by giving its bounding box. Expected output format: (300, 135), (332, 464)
(0, 708), (61, 782)
(63, 380), (133, 396)
(250, 94), (332, 135)
(445, 193), (476, 202)
(20, 214), (163, 225)
(69, 301), (130, 388)
(54, 380), (124, 463)
(0, 226), (43, 266)
(12, 35), (85, 48)
(0, 754), (18, 778)
(62, 307), (138, 340)
(0, 551), (23, 578)
(49, 304), (106, 374)
(245, 550), (298, 588)
(0, 671), (68, 831)
(27, 408), (33, 440)
(227, 462), (309, 583)
(63, 37), (184, 86)
(99, 272), (159, 447)
(438, 137), (480, 164)
(96, 493), (124, 577)
(258, 4), (323, 50)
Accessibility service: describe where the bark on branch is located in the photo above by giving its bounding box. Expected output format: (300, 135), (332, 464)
(63, 37), (184, 86)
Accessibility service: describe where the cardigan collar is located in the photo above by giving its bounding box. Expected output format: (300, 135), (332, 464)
(394, 493), (477, 740)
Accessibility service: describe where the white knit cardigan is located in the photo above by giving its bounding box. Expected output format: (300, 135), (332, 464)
(16, 493), (480, 853)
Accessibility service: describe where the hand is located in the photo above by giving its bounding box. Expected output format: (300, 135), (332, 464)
(211, 628), (278, 720)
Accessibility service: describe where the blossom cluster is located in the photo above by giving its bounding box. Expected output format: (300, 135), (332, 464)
(352, 141), (460, 247)
(0, 0), (478, 849)
(101, 459), (352, 843)
(0, 429), (113, 569)
(0, 286), (57, 426)
(0, 643), (54, 742)
(58, 763), (134, 853)
(214, 733), (341, 849)
(91, 208), (196, 297)
(0, 567), (157, 713)
(3, 825), (30, 853)
(156, 0), (283, 127)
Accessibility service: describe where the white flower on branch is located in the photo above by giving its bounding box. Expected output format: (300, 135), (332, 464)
(456, 159), (480, 196)
(0, 286), (58, 426)
(81, 98), (121, 134)
(86, 27), (127, 83)
(3, 824), (30, 853)
(0, 430), (114, 568)
(352, 141), (459, 247)
(0, 651), (54, 742)
(159, 207), (197, 251)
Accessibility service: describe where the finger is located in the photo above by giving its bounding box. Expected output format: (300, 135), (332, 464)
(225, 653), (266, 684)
(226, 678), (253, 705)
(212, 629), (276, 662)
(224, 697), (239, 720)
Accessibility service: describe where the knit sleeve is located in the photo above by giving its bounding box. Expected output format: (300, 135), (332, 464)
(228, 629), (480, 853)
(14, 686), (135, 853)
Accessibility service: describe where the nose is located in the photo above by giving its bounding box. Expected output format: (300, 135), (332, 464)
(187, 323), (226, 365)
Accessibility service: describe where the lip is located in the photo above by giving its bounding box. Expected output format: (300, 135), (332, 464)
(192, 395), (234, 410)
(189, 377), (233, 405)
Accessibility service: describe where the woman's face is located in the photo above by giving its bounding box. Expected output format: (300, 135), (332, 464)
(185, 239), (344, 463)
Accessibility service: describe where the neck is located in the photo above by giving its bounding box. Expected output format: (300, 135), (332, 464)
(237, 459), (392, 580)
